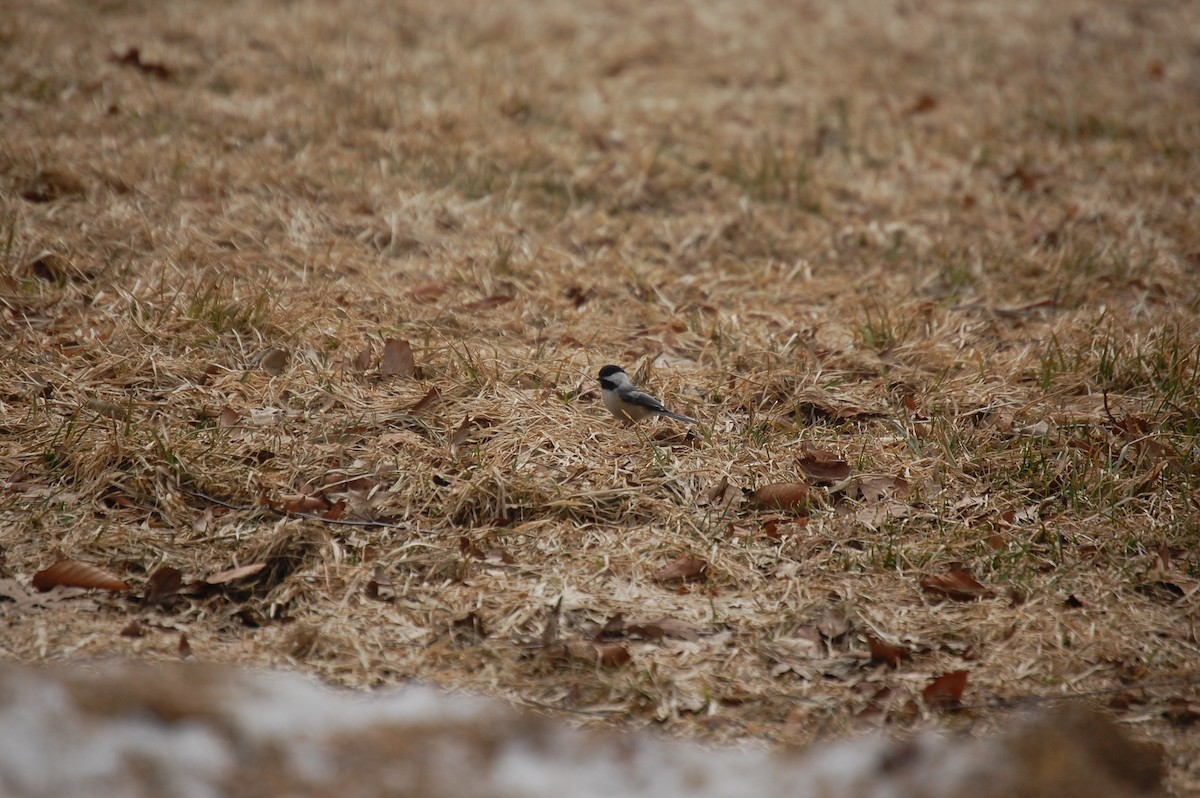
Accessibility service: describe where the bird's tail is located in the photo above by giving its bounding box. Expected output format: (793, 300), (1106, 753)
(662, 411), (697, 424)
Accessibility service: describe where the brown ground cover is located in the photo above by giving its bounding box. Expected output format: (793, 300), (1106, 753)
(2, 0), (1198, 792)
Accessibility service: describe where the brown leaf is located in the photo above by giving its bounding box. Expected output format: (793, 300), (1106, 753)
(204, 562), (267, 585)
(748, 482), (810, 514)
(380, 338), (416, 378)
(450, 416), (474, 448)
(365, 564), (394, 601)
(652, 554), (708, 583)
(920, 567), (991, 601)
(463, 294), (514, 311)
(597, 613), (626, 639)
(112, 46), (173, 79)
(922, 670), (968, 711)
(119, 619), (145, 637)
(816, 606), (850, 640)
(321, 498), (347, 520)
(541, 597), (562, 648)
(142, 566), (183, 606)
(353, 343), (373, 372)
(408, 386), (441, 414)
(259, 348), (289, 375)
(591, 641), (632, 667)
(32, 559), (130, 593)
(866, 634), (912, 666)
(410, 281), (448, 302)
(280, 493), (331, 514)
(178, 632), (195, 661)
(626, 616), (701, 642)
(797, 454), (851, 485)
(85, 397), (131, 422)
(904, 93), (938, 115)
(217, 407), (240, 428)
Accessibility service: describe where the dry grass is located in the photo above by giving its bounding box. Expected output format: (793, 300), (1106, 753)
(2, 0), (1198, 792)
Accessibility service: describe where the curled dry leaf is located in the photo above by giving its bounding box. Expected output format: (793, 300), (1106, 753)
(797, 453), (851, 485)
(408, 386), (440, 414)
(816, 606), (850, 640)
(32, 558), (130, 593)
(920, 567), (991, 601)
(450, 416), (474, 448)
(259, 348), (289, 376)
(652, 554), (708, 583)
(865, 634), (912, 666)
(204, 562), (267, 585)
(566, 639), (631, 667)
(626, 616), (701, 642)
(217, 407), (240, 428)
(922, 670), (968, 711)
(748, 482), (810, 514)
(352, 343), (373, 373)
(380, 338), (416, 378)
(85, 397), (131, 422)
(142, 566), (183, 606)
(410, 280), (448, 302)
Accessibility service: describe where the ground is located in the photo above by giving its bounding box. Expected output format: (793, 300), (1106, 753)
(1, 0), (1198, 793)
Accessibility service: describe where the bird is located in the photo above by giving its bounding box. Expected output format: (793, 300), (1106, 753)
(597, 365), (696, 425)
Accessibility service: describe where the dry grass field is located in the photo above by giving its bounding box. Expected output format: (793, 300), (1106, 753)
(2, 0), (1199, 792)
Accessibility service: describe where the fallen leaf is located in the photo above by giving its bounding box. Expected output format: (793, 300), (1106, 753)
(816, 606), (850, 640)
(450, 416), (474, 448)
(591, 641), (632, 666)
(463, 295), (513, 311)
(279, 493), (331, 515)
(259, 348), (289, 376)
(865, 634), (912, 666)
(85, 397), (130, 422)
(920, 567), (991, 601)
(904, 93), (938, 115)
(178, 632), (195, 661)
(626, 616), (701, 642)
(922, 670), (968, 711)
(597, 613), (626, 639)
(353, 343), (373, 372)
(380, 338), (416, 378)
(797, 453), (850, 485)
(652, 554), (708, 583)
(112, 46), (173, 79)
(217, 407), (240, 428)
(748, 482), (810, 514)
(204, 562), (267, 585)
(119, 619), (145, 637)
(408, 386), (440, 414)
(410, 281), (448, 302)
(32, 559), (130, 593)
(365, 564), (394, 601)
(142, 566), (183, 606)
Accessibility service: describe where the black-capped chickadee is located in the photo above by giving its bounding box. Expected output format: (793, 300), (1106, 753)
(597, 365), (696, 425)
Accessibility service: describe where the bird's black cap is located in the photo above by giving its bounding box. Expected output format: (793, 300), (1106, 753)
(598, 365), (625, 379)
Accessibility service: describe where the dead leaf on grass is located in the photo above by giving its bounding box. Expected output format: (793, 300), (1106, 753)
(450, 416), (474, 448)
(217, 406), (240, 428)
(922, 670), (968, 711)
(410, 281), (448, 302)
(178, 632), (196, 661)
(920, 567), (991, 601)
(32, 559), (130, 593)
(626, 616), (701, 642)
(380, 338), (416, 377)
(463, 294), (514, 311)
(203, 562), (267, 585)
(119, 618), (145, 637)
(365, 564), (394, 601)
(353, 343), (373, 372)
(259, 348), (289, 375)
(798, 452), (851, 484)
(408, 386), (440, 414)
(747, 482), (810, 513)
(565, 638), (631, 667)
(653, 554), (708, 583)
(865, 634), (912, 666)
(142, 566), (183, 607)
(85, 396), (131, 422)
(816, 606), (850, 640)
(112, 46), (173, 79)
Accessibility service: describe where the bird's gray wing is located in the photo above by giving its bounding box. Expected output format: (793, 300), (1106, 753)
(625, 390), (670, 412)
